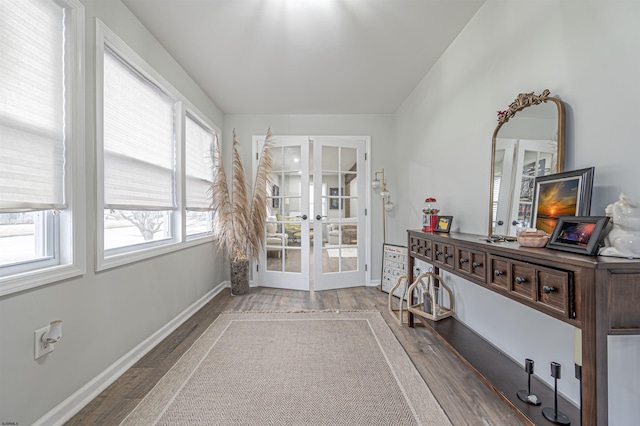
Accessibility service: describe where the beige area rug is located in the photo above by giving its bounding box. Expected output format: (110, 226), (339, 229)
(120, 311), (451, 426)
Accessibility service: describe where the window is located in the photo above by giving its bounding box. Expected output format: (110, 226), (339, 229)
(0, 0), (85, 294)
(185, 113), (215, 237)
(96, 21), (218, 270)
(101, 46), (176, 254)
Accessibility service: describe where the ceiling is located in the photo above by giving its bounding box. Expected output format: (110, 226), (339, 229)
(121, 0), (484, 115)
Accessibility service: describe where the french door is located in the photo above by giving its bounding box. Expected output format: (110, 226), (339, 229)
(256, 135), (367, 291)
(312, 137), (366, 290)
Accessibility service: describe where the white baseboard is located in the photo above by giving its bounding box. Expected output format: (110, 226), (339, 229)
(369, 278), (381, 287)
(33, 281), (227, 426)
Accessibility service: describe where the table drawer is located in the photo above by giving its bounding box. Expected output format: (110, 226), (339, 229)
(512, 263), (535, 301)
(457, 248), (487, 283)
(490, 256), (510, 291)
(537, 268), (571, 315)
(489, 255), (573, 317)
(409, 236), (432, 261)
(434, 242), (455, 269)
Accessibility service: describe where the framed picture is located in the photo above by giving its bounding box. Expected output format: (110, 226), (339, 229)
(272, 184), (279, 208)
(547, 216), (609, 255)
(532, 167), (594, 234)
(435, 216), (453, 233)
(329, 187), (340, 209)
(381, 243), (408, 299)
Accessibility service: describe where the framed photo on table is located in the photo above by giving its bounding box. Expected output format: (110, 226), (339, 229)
(435, 216), (453, 233)
(547, 216), (609, 255)
(532, 167), (594, 234)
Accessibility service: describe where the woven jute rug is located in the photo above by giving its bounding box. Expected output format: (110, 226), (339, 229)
(120, 311), (451, 425)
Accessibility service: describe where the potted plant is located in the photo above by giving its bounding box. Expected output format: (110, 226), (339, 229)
(210, 129), (273, 295)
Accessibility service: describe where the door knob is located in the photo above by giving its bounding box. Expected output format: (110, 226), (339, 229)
(316, 215), (327, 220)
(299, 214), (308, 220)
(497, 220), (504, 225)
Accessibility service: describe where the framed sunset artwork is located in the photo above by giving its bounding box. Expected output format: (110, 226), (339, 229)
(531, 167), (594, 235)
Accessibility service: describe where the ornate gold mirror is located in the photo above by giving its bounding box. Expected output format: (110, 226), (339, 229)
(489, 90), (565, 237)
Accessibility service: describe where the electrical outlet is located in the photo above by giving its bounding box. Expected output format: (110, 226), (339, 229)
(34, 325), (54, 359)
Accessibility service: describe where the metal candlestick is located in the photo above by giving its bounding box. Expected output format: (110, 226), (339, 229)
(517, 358), (541, 406)
(542, 362), (571, 425)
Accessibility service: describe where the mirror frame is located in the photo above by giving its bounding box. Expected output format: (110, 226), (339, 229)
(488, 89), (566, 237)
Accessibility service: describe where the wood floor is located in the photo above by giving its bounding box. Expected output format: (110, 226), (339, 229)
(66, 286), (524, 426)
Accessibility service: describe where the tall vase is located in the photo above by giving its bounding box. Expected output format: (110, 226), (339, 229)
(230, 259), (250, 295)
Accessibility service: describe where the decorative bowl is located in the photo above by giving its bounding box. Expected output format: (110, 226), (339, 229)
(517, 229), (550, 248)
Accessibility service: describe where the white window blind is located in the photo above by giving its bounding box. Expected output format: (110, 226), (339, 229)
(0, 0), (66, 211)
(103, 47), (176, 211)
(185, 115), (214, 210)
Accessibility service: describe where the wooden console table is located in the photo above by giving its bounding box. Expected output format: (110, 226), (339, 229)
(407, 230), (640, 426)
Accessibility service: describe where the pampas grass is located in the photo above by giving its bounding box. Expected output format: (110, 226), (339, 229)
(210, 129), (273, 262)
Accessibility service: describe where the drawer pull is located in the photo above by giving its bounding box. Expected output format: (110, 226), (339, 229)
(460, 258), (469, 264)
(436, 251), (443, 256)
(444, 254), (452, 259)
(515, 277), (526, 284)
(494, 270), (505, 276)
(472, 262), (482, 268)
(425, 247), (431, 252)
(542, 285), (556, 294)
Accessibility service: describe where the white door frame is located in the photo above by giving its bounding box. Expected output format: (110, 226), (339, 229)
(253, 135), (371, 290)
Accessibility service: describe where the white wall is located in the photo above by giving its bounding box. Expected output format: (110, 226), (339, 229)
(393, 1), (640, 423)
(224, 114), (395, 282)
(0, 1), (226, 424)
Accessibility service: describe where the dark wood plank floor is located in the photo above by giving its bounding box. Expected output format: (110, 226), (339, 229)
(66, 287), (524, 425)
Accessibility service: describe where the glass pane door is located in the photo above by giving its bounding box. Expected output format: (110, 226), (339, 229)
(313, 137), (366, 291)
(258, 136), (310, 291)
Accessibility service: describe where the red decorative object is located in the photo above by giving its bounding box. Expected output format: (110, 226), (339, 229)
(422, 196), (439, 232)
(422, 215), (439, 232)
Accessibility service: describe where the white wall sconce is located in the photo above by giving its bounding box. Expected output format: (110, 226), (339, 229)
(372, 169), (393, 242)
(34, 320), (63, 359)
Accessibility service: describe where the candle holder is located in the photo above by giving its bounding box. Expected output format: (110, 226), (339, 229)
(517, 358), (541, 406)
(542, 362), (571, 425)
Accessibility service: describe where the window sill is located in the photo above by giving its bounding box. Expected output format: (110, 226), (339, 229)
(96, 234), (214, 272)
(0, 263), (85, 297)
